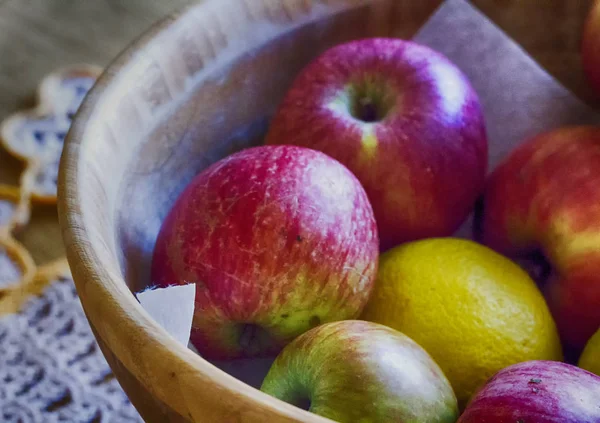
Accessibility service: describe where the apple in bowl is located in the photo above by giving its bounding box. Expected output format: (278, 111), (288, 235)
(476, 126), (600, 351)
(458, 361), (600, 422)
(261, 320), (459, 423)
(265, 38), (488, 250)
(151, 145), (379, 360)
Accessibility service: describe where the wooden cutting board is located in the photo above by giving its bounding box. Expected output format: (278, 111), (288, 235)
(0, 0), (594, 266)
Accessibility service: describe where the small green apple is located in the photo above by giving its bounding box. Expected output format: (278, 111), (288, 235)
(260, 320), (458, 423)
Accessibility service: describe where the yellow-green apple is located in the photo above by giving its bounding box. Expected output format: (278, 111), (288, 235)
(579, 328), (600, 376)
(261, 320), (458, 423)
(476, 126), (600, 351)
(151, 145), (379, 360)
(582, 0), (600, 96)
(458, 361), (600, 423)
(265, 38), (488, 250)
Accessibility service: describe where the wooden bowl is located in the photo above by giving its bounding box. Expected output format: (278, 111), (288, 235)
(57, 0), (591, 421)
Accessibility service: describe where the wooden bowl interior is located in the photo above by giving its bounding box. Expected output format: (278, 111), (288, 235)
(114, 1), (437, 294)
(62, 0), (445, 421)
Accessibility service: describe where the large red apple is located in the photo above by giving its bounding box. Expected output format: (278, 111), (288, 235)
(458, 361), (600, 423)
(265, 38), (488, 250)
(261, 320), (458, 423)
(477, 126), (600, 351)
(582, 0), (600, 96)
(151, 145), (379, 359)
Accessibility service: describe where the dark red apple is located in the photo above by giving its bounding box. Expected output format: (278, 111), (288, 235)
(151, 145), (379, 359)
(265, 38), (488, 250)
(459, 361), (600, 423)
(476, 126), (600, 350)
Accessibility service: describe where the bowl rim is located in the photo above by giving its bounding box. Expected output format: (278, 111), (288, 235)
(57, 1), (344, 421)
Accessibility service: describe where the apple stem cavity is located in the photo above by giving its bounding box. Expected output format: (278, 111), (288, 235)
(513, 250), (553, 287)
(355, 97), (380, 123)
(347, 76), (396, 123)
(295, 396), (312, 412)
(283, 390), (313, 412)
(238, 323), (272, 355)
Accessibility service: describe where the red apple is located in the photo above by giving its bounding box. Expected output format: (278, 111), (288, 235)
(261, 320), (459, 423)
(582, 0), (600, 96)
(151, 145), (379, 359)
(458, 361), (600, 423)
(265, 38), (488, 250)
(477, 126), (600, 351)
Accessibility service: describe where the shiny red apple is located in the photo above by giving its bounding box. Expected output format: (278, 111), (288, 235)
(265, 38), (488, 250)
(477, 126), (600, 351)
(459, 361), (600, 423)
(151, 145), (379, 359)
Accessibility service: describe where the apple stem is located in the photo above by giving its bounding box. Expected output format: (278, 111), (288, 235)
(357, 97), (379, 123)
(347, 76), (396, 123)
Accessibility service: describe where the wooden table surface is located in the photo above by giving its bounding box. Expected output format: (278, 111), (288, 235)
(0, 0), (595, 265)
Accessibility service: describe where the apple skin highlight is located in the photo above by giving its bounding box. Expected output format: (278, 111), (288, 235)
(458, 361), (600, 423)
(266, 38), (488, 250)
(261, 320), (459, 423)
(150, 145), (379, 360)
(477, 126), (600, 351)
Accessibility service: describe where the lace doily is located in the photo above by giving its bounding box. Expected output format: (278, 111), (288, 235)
(0, 271), (142, 422)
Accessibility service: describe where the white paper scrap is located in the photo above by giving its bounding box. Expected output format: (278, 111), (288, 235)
(136, 284), (196, 347)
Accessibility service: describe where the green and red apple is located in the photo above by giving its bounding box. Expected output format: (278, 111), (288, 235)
(261, 320), (459, 423)
(151, 145), (379, 359)
(266, 38), (488, 250)
(477, 126), (600, 351)
(459, 361), (600, 423)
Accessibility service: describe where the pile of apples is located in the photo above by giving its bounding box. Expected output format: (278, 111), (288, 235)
(150, 16), (600, 423)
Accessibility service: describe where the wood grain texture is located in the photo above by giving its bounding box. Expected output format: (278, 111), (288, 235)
(471, 0), (596, 105)
(61, 2), (412, 421)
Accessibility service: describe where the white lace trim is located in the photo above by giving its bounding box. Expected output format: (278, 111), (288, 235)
(0, 275), (142, 422)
